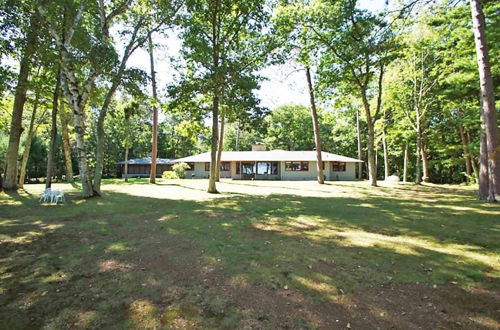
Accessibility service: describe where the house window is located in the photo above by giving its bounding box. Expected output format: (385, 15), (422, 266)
(256, 162), (278, 175)
(332, 162), (346, 172)
(206, 162), (230, 171)
(285, 161), (309, 171)
(187, 162), (195, 170)
(236, 162), (240, 174)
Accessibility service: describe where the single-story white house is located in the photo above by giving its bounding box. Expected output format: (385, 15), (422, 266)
(174, 144), (362, 181)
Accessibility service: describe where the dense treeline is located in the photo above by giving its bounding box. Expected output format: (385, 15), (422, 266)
(0, 0), (498, 199)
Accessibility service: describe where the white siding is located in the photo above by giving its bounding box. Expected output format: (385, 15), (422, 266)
(281, 161), (319, 181)
(185, 161), (356, 180)
(331, 162), (356, 181)
(185, 162), (208, 178)
(185, 162), (232, 179)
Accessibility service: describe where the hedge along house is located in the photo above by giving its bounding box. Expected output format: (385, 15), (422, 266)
(117, 157), (174, 178)
(174, 144), (362, 181)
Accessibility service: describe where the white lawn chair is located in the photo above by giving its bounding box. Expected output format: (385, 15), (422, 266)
(52, 190), (65, 204)
(39, 188), (52, 203)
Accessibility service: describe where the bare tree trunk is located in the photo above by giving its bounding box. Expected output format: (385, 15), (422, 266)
(382, 130), (389, 179)
(149, 32), (158, 184)
(356, 108), (363, 180)
(305, 67), (324, 184)
(459, 123), (472, 183)
(360, 90), (377, 186)
(3, 15), (39, 190)
(60, 107), (74, 183)
(18, 98), (40, 188)
(45, 66), (61, 188)
(421, 138), (430, 183)
(471, 0), (499, 201)
(403, 143), (409, 183)
(208, 95), (219, 193)
(415, 129), (422, 185)
(207, 3), (220, 194)
(478, 106), (489, 199)
(124, 147), (129, 183)
(467, 130), (479, 182)
(235, 120), (240, 151)
(215, 114), (225, 182)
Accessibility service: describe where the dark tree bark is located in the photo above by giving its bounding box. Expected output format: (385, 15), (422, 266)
(470, 0), (499, 201)
(356, 108), (363, 180)
(207, 1), (221, 194)
(124, 147), (130, 183)
(478, 106), (489, 200)
(235, 120), (241, 151)
(3, 15), (39, 190)
(306, 66), (324, 184)
(458, 123), (473, 182)
(45, 66), (61, 188)
(18, 96), (40, 189)
(215, 114), (225, 182)
(149, 31), (159, 184)
(208, 94), (220, 193)
(421, 137), (430, 183)
(361, 91), (377, 186)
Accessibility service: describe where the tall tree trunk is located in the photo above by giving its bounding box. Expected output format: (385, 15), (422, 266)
(467, 130), (479, 182)
(235, 120), (240, 151)
(149, 32), (158, 184)
(62, 71), (94, 198)
(478, 106), (490, 199)
(356, 108), (363, 180)
(45, 66), (61, 188)
(215, 114), (225, 182)
(459, 123), (473, 182)
(470, 0), (499, 201)
(360, 90), (377, 186)
(18, 97), (40, 188)
(124, 146), (129, 183)
(3, 15), (39, 190)
(60, 107), (74, 183)
(421, 137), (430, 183)
(382, 130), (389, 180)
(306, 66), (324, 184)
(207, 2), (220, 194)
(415, 129), (422, 184)
(403, 143), (409, 183)
(208, 94), (219, 193)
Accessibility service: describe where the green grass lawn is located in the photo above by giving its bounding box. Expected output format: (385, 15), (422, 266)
(1, 179), (499, 329)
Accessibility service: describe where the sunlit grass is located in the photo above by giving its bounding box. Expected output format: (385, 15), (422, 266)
(0, 179), (499, 328)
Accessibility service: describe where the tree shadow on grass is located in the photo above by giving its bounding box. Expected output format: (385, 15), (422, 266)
(0, 188), (498, 329)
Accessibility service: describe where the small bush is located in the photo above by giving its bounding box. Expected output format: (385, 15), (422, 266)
(173, 162), (190, 179)
(162, 171), (179, 179)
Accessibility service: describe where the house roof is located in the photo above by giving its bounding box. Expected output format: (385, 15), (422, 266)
(174, 150), (363, 163)
(117, 157), (174, 165)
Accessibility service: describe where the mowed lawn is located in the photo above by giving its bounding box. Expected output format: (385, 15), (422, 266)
(0, 179), (499, 329)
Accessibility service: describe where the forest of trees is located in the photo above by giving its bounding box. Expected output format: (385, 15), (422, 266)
(0, 0), (498, 199)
